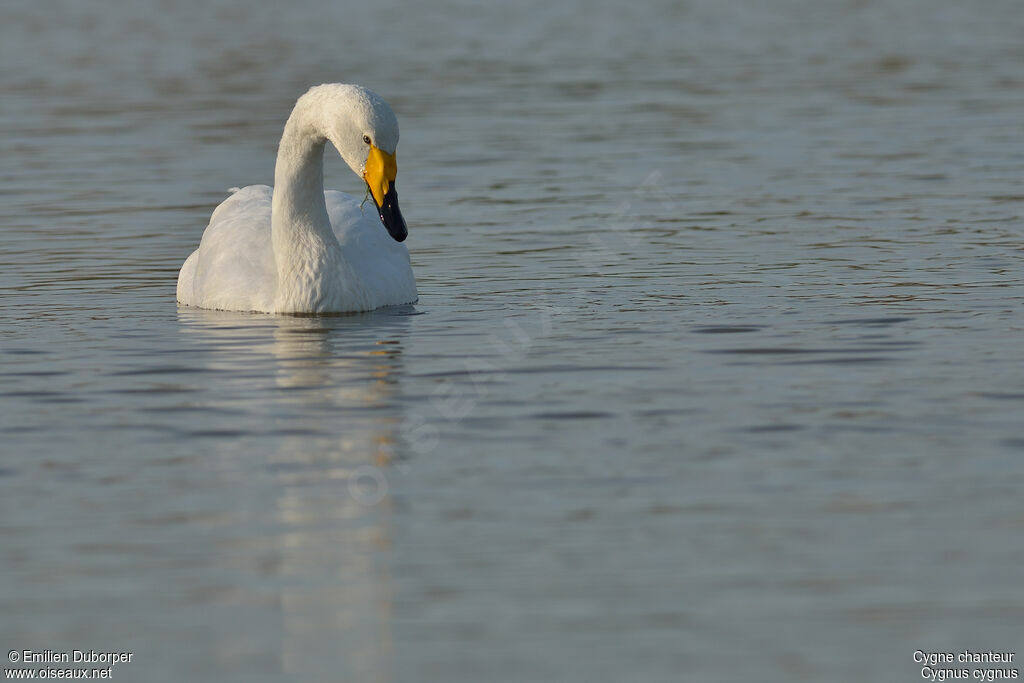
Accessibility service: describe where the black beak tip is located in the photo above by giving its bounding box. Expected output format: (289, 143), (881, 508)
(380, 208), (408, 242)
(375, 183), (408, 243)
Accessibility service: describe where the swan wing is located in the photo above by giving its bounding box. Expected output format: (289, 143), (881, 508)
(176, 185), (276, 312)
(325, 191), (418, 308)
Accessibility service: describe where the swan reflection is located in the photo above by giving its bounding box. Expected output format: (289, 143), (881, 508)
(176, 307), (414, 681)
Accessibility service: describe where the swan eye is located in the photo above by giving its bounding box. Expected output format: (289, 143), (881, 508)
(362, 135), (372, 145)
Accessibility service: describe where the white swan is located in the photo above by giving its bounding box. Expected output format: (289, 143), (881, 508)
(176, 84), (417, 314)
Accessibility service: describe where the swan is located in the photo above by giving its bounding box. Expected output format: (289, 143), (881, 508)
(176, 84), (417, 313)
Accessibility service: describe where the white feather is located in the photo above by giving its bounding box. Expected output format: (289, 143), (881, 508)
(176, 84), (417, 314)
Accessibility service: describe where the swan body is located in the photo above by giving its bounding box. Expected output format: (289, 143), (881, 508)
(177, 84), (417, 314)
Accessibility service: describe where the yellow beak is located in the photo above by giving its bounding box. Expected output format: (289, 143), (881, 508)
(362, 144), (408, 242)
(363, 145), (398, 207)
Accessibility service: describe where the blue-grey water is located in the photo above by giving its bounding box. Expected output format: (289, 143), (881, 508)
(2, 0), (1023, 680)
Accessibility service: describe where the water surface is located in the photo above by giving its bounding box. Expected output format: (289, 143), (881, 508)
(2, 0), (1023, 680)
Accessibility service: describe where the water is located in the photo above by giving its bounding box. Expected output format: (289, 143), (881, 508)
(2, 0), (1023, 680)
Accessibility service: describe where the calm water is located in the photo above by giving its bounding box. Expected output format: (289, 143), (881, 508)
(2, 0), (1023, 680)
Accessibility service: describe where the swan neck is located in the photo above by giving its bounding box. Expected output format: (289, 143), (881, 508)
(272, 112), (331, 229)
(268, 103), (346, 312)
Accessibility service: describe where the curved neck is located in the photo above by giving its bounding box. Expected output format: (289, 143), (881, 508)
(271, 111), (334, 242)
(269, 104), (344, 311)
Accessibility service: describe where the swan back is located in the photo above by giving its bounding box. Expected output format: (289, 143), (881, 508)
(178, 186), (276, 312)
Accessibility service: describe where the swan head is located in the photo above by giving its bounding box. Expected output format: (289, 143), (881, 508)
(307, 84), (408, 242)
